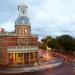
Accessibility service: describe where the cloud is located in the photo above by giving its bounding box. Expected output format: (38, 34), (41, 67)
(0, 0), (75, 39)
(0, 22), (15, 31)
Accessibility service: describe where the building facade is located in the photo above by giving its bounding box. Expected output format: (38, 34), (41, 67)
(0, 1), (38, 65)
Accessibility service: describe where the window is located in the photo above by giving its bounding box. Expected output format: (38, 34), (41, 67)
(18, 28), (22, 34)
(30, 53), (34, 58)
(0, 40), (3, 45)
(18, 53), (23, 57)
(25, 29), (27, 34)
(17, 39), (25, 46)
(0, 52), (2, 63)
(0, 48), (2, 52)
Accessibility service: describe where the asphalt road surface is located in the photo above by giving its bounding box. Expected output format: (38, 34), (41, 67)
(0, 63), (75, 75)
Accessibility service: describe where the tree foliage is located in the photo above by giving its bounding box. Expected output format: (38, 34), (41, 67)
(38, 35), (75, 54)
(38, 42), (47, 50)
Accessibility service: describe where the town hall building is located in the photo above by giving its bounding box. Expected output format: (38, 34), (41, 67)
(0, 0), (38, 65)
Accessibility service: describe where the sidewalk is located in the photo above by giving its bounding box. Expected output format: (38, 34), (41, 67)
(0, 59), (64, 74)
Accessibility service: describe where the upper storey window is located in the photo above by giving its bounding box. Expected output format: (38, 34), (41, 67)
(0, 40), (3, 45)
(18, 28), (22, 34)
(25, 29), (27, 34)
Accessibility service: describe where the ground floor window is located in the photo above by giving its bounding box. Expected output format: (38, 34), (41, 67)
(0, 52), (2, 63)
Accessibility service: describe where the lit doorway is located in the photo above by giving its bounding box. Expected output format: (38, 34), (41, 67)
(8, 53), (16, 64)
(8, 53), (24, 64)
(16, 53), (24, 64)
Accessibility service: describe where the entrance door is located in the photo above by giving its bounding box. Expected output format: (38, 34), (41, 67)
(24, 53), (29, 64)
(8, 53), (16, 64)
(17, 53), (24, 64)
(8, 53), (24, 64)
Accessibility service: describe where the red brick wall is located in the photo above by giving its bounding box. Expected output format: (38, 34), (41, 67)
(0, 36), (17, 65)
(0, 35), (38, 65)
(0, 36), (8, 65)
(7, 36), (17, 46)
(31, 37), (38, 46)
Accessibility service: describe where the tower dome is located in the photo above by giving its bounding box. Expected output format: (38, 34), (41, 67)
(15, 0), (30, 25)
(15, 16), (30, 25)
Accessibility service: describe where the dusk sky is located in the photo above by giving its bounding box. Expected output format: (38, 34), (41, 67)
(0, 0), (75, 39)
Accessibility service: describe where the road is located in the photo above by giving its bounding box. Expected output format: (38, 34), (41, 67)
(0, 63), (75, 75)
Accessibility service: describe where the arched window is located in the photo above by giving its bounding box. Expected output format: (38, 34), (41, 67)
(17, 39), (22, 46)
(24, 28), (27, 34)
(18, 28), (22, 34)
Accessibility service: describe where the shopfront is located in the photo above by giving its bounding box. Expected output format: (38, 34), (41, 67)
(8, 52), (37, 64)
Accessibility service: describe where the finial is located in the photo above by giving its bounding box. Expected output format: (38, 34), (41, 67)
(19, 0), (25, 5)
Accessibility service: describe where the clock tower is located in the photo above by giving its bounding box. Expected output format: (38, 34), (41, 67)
(15, 0), (31, 46)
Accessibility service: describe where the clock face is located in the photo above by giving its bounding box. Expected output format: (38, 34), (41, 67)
(20, 7), (26, 14)
(20, 8), (24, 14)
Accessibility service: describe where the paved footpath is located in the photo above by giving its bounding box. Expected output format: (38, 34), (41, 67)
(0, 63), (75, 75)
(0, 58), (63, 74)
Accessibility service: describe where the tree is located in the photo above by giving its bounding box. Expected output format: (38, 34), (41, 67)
(48, 38), (56, 49)
(39, 35), (75, 54)
(38, 42), (47, 50)
(56, 35), (74, 54)
(41, 36), (52, 44)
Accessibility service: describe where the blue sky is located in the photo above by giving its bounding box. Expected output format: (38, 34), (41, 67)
(0, 0), (75, 39)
